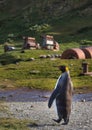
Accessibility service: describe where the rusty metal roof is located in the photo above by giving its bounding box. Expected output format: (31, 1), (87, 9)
(82, 47), (92, 58)
(61, 48), (85, 59)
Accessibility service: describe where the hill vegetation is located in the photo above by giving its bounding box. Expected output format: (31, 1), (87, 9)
(0, 0), (92, 43)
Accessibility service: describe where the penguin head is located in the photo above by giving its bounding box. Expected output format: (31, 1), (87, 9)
(58, 65), (68, 73)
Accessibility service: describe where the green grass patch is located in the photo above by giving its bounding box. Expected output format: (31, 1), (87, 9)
(16, 78), (56, 90)
(0, 118), (36, 130)
(0, 43), (92, 92)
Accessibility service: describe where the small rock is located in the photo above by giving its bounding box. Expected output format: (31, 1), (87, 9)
(81, 99), (86, 102)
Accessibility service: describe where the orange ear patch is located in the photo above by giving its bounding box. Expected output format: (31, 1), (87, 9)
(66, 67), (69, 71)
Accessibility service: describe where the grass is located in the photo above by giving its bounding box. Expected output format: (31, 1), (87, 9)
(0, 42), (92, 92)
(0, 118), (36, 130)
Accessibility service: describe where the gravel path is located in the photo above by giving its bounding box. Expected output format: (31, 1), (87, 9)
(0, 89), (92, 130)
(0, 101), (92, 130)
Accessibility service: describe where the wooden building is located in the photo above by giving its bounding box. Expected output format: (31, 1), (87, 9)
(41, 35), (59, 50)
(23, 37), (37, 49)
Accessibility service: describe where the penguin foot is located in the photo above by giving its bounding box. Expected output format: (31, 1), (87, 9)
(52, 118), (61, 123)
(62, 122), (68, 125)
(62, 119), (69, 125)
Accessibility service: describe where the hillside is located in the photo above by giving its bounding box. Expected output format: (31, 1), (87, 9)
(0, 0), (92, 43)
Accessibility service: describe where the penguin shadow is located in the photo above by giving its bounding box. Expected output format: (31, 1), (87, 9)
(27, 120), (66, 129)
(27, 122), (61, 128)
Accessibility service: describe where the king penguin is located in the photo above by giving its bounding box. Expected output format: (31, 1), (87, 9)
(48, 65), (73, 125)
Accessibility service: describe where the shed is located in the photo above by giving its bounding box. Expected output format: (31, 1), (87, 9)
(23, 37), (37, 49)
(82, 47), (92, 59)
(41, 35), (59, 50)
(61, 48), (85, 59)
